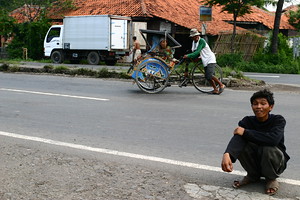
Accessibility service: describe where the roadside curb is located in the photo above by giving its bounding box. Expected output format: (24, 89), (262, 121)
(1, 61), (300, 92)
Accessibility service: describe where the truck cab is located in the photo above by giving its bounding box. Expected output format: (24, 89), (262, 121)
(44, 25), (64, 63)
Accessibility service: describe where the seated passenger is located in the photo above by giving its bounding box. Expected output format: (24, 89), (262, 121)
(148, 36), (177, 68)
(158, 39), (174, 63)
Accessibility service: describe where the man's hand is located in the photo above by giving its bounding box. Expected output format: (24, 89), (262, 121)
(172, 58), (179, 63)
(221, 153), (233, 172)
(233, 126), (245, 136)
(183, 55), (188, 59)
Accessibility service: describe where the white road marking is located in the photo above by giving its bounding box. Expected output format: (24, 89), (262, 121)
(245, 75), (280, 78)
(0, 88), (109, 101)
(0, 131), (299, 186)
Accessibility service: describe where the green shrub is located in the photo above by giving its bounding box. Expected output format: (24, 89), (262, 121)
(54, 66), (70, 74)
(222, 66), (244, 79)
(109, 71), (119, 78)
(7, 20), (50, 60)
(6, 40), (24, 59)
(236, 60), (300, 74)
(8, 65), (20, 72)
(71, 68), (96, 76)
(119, 72), (131, 79)
(234, 33), (300, 74)
(253, 49), (291, 66)
(43, 65), (54, 72)
(249, 33), (298, 73)
(0, 63), (9, 71)
(236, 61), (260, 72)
(97, 68), (110, 78)
(39, 59), (52, 63)
(217, 53), (243, 69)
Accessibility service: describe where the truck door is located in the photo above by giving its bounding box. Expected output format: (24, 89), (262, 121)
(111, 19), (128, 50)
(44, 26), (63, 57)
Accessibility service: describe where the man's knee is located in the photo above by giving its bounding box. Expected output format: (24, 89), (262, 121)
(262, 146), (284, 159)
(261, 146), (286, 178)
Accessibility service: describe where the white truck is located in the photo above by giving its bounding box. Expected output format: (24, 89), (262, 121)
(44, 15), (132, 65)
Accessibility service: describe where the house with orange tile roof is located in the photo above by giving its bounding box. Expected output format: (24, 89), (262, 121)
(55, 0), (296, 34)
(7, 0), (299, 56)
(10, 0), (298, 35)
(53, 0), (298, 55)
(58, 0), (239, 35)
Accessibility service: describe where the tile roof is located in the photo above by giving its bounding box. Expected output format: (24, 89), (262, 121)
(11, 0), (296, 35)
(63, 0), (240, 35)
(283, 5), (299, 12)
(66, 0), (151, 17)
(62, 0), (295, 35)
(10, 4), (42, 23)
(216, 6), (294, 30)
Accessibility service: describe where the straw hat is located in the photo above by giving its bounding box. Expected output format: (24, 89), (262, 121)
(189, 28), (201, 37)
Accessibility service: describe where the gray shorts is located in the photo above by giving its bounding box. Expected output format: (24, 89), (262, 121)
(204, 63), (216, 80)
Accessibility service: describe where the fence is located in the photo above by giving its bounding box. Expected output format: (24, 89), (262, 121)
(213, 32), (265, 61)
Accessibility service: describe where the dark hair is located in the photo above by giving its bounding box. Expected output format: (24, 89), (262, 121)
(133, 36), (137, 40)
(250, 89), (274, 105)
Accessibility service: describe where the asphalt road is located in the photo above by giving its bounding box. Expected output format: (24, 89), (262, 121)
(244, 72), (300, 86)
(1, 72), (300, 198)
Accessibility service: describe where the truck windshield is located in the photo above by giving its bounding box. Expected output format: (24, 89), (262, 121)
(46, 27), (61, 43)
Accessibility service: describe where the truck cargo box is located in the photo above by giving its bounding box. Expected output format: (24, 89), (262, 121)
(63, 15), (130, 50)
(44, 15), (132, 65)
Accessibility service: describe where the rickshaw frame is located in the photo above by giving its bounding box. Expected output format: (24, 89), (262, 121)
(129, 29), (223, 94)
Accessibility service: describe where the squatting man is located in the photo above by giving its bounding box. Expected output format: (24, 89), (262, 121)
(221, 89), (289, 196)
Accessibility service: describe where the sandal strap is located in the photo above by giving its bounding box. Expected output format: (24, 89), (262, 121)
(233, 176), (259, 188)
(266, 179), (279, 195)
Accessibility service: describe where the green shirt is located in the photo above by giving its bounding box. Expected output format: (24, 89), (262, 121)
(187, 38), (206, 59)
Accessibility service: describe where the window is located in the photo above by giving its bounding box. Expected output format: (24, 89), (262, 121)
(46, 27), (61, 43)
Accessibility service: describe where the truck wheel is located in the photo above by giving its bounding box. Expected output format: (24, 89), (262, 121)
(87, 51), (100, 65)
(105, 60), (117, 66)
(51, 50), (64, 64)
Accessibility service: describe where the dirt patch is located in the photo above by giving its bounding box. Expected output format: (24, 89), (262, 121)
(226, 78), (300, 93)
(0, 143), (192, 200)
(231, 83), (300, 93)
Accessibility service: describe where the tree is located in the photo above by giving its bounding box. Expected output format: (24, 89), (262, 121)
(10, 0), (75, 22)
(6, 0), (75, 59)
(289, 5), (300, 30)
(7, 19), (50, 59)
(264, 0), (295, 54)
(270, 0), (285, 54)
(201, 0), (265, 53)
(0, 9), (15, 47)
(0, 0), (20, 11)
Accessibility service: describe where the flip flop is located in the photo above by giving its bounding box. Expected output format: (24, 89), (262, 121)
(232, 176), (259, 188)
(210, 90), (220, 95)
(266, 179), (279, 196)
(219, 85), (226, 93)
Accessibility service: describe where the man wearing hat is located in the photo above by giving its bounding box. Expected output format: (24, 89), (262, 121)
(183, 28), (225, 94)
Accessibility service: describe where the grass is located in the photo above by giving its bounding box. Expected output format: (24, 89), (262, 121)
(1, 58), (262, 87)
(0, 62), (131, 79)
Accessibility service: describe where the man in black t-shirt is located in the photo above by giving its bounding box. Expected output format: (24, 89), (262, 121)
(221, 89), (290, 196)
